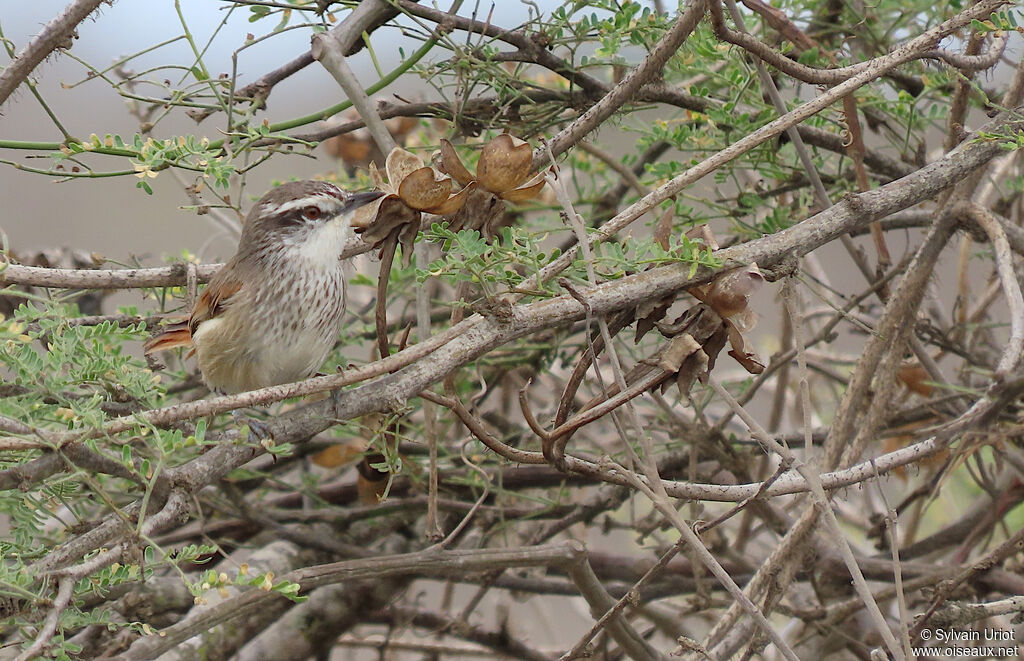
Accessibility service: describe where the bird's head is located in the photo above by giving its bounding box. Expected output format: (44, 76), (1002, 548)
(239, 180), (383, 259)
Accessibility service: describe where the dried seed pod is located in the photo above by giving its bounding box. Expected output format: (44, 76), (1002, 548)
(439, 134), (546, 202)
(353, 146), (470, 263)
(706, 263), (765, 320)
(477, 133), (533, 194)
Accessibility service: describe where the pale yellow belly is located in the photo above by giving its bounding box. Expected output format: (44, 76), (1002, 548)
(193, 317), (337, 393)
(191, 272), (346, 394)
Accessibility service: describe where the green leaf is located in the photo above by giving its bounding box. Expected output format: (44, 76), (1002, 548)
(248, 5), (271, 21)
(273, 580), (306, 602)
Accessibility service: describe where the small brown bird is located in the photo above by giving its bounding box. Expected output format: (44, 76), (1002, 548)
(145, 180), (383, 399)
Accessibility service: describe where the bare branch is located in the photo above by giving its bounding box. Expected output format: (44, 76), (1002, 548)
(534, 0), (706, 168)
(120, 542), (584, 660)
(14, 577), (75, 661)
(0, 0), (108, 107)
(958, 203), (1024, 374)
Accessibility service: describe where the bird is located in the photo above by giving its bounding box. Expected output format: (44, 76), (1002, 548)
(144, 180), (383, 408)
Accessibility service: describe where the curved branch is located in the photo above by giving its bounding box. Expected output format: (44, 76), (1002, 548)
(959, 203), (1024, 373)
(14, 577), (75, 661)
(120, 542), (585, 660)
(0, 231), (377, 289)
(709, 0), (1006, 85)
(925, 31), (1008, 72)
(188, 0), (403, 123)
(2, 103), (1016, 461)
(535, 0), (707, 169)
(0, 0), (108, 107)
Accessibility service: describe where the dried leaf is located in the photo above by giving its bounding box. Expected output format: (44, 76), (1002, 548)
(385, 115), (418, 139)
(897, 364), (933, 397)
(725, 323), (764, 374)
(398, 221), (419, 267)
(324, 134), (371, 166)
(670, 345), (711, 394)
(659, 335), (703, 372)
(634, 296), (674, 343)
(700, 324), (730, 378)
(311, 442), (364, 468)
(882, 426), (948, 477)
(728, 349), (765, 374)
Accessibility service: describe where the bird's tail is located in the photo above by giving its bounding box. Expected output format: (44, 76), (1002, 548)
(143, 321), (194, 355)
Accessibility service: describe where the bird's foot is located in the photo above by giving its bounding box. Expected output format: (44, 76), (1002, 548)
(232, 409), (273, 441)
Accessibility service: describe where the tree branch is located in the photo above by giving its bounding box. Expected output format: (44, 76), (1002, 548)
(0, 0), (108, 107)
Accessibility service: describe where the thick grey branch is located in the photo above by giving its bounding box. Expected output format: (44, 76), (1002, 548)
(0, 0), (108, 106)
(535, 0), (706, 169)
(120, 542), (583, 660)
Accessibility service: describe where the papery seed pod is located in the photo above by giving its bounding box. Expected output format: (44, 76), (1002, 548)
(352, 147), (471, 265)
(477, 134), (533, 193)
(439, 134), (546, 202)
(706, 263), (765, 320)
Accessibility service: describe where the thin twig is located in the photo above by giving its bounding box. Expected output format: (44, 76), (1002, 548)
(609, 461), (803, 661)
(563, 550), (669, 661)
(0, 0), (108, 106)
(122, 542), (584, 660)
(959, 203), (1024, 374)
(709, 379), (906, 660)
(14, 577), (75, 661)
(532, 0), (706, 169)
(518, 0), (1009, 298)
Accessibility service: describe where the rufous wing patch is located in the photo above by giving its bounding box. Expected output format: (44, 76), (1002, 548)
(188, 275), (243, 336)
(145, 269), (243, 355)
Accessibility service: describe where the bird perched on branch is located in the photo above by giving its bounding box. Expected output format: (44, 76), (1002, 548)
(145, 180), (382, 408)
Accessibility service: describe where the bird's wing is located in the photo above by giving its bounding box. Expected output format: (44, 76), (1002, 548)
(143, 266), (244, 355)
(187, 269), (244, 336)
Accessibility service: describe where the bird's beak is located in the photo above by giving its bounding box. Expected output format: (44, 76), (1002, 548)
(342, 190), (385, 214)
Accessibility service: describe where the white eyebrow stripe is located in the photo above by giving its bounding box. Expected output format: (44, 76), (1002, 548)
(261, 194), (339, 218)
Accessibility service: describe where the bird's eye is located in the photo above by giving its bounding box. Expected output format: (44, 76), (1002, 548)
(302, 206), (322, 221)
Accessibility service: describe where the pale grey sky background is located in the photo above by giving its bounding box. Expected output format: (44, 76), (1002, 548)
(0, 1), (556, 260)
